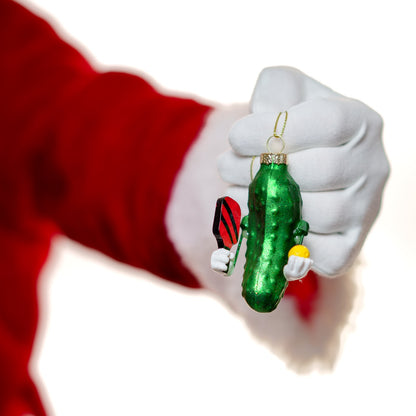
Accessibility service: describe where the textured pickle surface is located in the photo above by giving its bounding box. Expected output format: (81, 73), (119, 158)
(242, 163), (302, 312)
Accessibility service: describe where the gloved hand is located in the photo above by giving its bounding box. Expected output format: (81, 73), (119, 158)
(217, 67), (390, 277)
(211, 248), (235, 274)
(166, 67), (388, 370)
(283, 255), (314, 281)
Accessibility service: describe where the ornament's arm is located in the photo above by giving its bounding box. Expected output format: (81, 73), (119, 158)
(293, 219), (309, 245)
(284, 219), (313, 281)
(211, 197), (245, 276)
(210, 223), (248, 276)
(225, 215), (248, 275)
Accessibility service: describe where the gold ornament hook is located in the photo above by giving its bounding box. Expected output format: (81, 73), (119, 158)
(250, 111), (289, 181)
(266, 111), (288, 154)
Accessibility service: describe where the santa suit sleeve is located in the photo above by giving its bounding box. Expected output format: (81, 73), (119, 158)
(0, 1), (210, 414)
(0, 0), (211, 286)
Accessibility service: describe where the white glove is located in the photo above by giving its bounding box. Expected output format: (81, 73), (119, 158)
(218, 67), (390, 277)
(211, 248), (234, 274)
(283, 255), (314, 281)
(166, 68), (386, 370)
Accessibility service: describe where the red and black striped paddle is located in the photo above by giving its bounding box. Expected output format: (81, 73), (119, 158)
(212, 197), (241, 250)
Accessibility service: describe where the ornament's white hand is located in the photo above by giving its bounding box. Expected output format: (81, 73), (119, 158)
(283, 255), (314, 281)
(210, 248), (235, 274)
(219, 67), (390, 277)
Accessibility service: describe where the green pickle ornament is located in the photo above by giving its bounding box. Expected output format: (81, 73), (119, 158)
(212, 112), (311, 313)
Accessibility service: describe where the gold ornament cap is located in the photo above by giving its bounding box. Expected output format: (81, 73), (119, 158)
(260, 153), (287, 165)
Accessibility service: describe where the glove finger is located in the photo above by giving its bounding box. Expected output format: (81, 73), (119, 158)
(301, 178), (366, 234)
(289, 256), (302, 274)
(218, 145), (361, 191)
(300, 258), (313, 276)
(215, 252), (231, 263)
(211, 261), (228, 272)
(217, 151), (254, 187)
(230, 97), (367, 156)
(250, 66), (340, 113)
(292, 256), (309, 275)
(285, 255), (296, 270)
(211, 249), (230, 264)
(289, 145), (361, 192)
(307, 228), (362, 277)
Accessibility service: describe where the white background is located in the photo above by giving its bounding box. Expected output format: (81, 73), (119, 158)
(17, 0), (416, 415)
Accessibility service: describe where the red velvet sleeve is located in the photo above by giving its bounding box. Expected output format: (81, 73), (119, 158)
(0, 0), (211, 288)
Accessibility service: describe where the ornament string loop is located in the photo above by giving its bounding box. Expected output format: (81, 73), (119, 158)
(266, 111), (288, 154)
(251, 111), (289, 181)
(250, 155), (256, 181)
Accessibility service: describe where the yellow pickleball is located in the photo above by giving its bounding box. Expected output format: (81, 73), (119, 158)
(288, 245), (310, 258)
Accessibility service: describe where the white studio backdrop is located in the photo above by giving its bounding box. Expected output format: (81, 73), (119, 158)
(16, 0), (416, 415)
